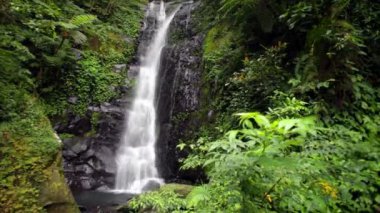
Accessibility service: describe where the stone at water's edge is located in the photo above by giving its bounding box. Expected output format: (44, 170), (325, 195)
(39, 152), (79, 213)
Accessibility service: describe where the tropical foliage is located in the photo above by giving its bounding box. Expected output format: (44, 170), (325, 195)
(1, 0), (146, 116)
(0, 0), (146, 211)
(1, 0), (379, 212)
(130, 0), (380, 212)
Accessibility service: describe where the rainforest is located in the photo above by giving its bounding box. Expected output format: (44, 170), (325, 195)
(0, 0), (379, 212)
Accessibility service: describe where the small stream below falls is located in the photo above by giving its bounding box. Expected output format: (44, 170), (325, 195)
(74, 191), (133, 212)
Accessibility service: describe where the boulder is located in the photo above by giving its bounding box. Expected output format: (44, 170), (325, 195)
(74, 164), (94, 175)
(66, 137), (90, 154)
(159, 183), (194, 197)
(141, 180), (161, 192)
(68, 96), (78, 104)
(113, 64), (127, 73)
(55, 114), (91, 136)
(128, 65), (139, 79)
(39, 152), (79, 213)
(59, 91), (128, 191)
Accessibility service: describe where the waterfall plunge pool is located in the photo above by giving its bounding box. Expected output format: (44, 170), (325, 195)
(73, 190), (134, 212)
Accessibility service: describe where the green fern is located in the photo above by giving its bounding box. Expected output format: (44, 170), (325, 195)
(128, 189), (186, 213)
(219, 0), (259, 18)
(69, 14), (97, 27)
(0, 49), (20, 72)
(70, 30), (87, 44)
(186, 186), (211, 208)
(56, 14), (96, 30)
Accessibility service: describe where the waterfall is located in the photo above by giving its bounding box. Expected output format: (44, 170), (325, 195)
(114, 1), (180, 193)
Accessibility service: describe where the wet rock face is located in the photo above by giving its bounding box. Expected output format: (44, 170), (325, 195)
(58, 98), (128, 190)
(156, 1), (204, 181)
(58, 1), (166, 191)
(60, 1), (205, 190)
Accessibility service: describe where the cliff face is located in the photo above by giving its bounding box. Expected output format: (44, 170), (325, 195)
(60, 0), (205, 191)
(59, 99), (126, 190)
(59, 0), (169, 191)
(0, 99), (78, 212)
(156, 0), (205, 182)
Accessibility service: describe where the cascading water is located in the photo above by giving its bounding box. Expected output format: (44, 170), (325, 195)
(114, 1), (180, 193)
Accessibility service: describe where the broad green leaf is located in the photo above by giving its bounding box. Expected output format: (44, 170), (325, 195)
(253, 113), (270, 128)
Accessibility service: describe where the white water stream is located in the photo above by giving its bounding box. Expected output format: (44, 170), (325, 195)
(114, 1), (180, 193)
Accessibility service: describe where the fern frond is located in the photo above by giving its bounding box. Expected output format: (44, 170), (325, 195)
(186, 186), (211, 207)
(219, 0), (259, 17)
(0, 49), (20, 71)
(70, 31), (87, 44)
(56, 22), (77, 29)
(70, 14), (97, 27)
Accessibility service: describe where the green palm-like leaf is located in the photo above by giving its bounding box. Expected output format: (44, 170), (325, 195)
(0, 49), (20, 71)
(236, 112), (270, 129)
(70, 14), (97, 27)
(186, 186), (211, 207)
(56, 22), (77, 29)
(219, 0), (259, 17)
(70, 31), (88, 44)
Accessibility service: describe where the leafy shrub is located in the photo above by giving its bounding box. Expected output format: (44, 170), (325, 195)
(172, 0), (380, 212)
(61, 51), (123, 114)
(178, 94), (379, 211)
(128, 188), (187, 213)
(0, 95), (60, 212)
(181, 107), (327, 211)
(221, 43), (288, 113)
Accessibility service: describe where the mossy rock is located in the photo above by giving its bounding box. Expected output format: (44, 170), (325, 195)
(39, 152), (79, 213)
(159, 183), (194, 198)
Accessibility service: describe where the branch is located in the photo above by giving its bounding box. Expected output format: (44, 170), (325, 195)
(263, 177), (283, 201)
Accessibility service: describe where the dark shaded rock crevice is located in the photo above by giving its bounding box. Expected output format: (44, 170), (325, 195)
(59, 99), (128, 190)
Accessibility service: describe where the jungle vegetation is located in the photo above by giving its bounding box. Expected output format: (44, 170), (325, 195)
(0, 0), (146, 211)
(0, 0), (379, 212)
(130, 0), (380, 212)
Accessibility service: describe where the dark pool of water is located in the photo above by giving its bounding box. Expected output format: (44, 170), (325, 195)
(73, 190), (135, 213)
